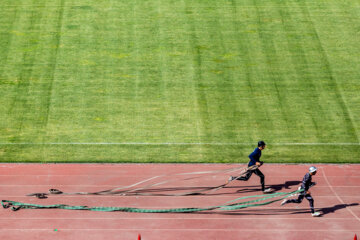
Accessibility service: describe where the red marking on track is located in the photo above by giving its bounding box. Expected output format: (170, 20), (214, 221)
(0, 164), (359, 240)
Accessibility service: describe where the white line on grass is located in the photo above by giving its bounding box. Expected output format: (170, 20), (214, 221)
(0, 142), (359, 145)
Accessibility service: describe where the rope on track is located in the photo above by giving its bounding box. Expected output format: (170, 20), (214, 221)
(26, 165), (259, 198)
(2, 189), (304, 213)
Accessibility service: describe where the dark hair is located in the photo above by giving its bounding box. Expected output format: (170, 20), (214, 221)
(258, 141), (266, 147)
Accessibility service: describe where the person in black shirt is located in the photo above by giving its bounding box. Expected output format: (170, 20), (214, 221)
(229, 141), (273, 193)
(281, 166), (321, 217)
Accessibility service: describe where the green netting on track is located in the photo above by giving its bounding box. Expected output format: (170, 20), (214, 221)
(2, 189), (303, 213)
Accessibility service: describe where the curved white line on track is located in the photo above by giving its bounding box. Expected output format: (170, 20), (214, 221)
(322, 168), (360, 223)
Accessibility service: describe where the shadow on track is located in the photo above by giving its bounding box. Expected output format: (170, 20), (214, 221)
(320, 203), (359, 215)
(122, 180), (301, 196)
(232, 180), (302, 194)
(196, 203), (359, 216)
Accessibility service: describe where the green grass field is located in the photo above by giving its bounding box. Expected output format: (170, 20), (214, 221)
(0, 0), (359, 163)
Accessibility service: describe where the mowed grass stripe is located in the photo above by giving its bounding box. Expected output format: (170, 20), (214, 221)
(305, 1), (360, 141)
(252, 2), (291, 139)
(229, 0), (260, 142)
(5, 2), (46, 144)
(0, 5), (18, 83)
(278, 2), (328, 142)
(157, 0), (200, 144)
(300, 1), (358, 143)
(43, 0), (65, 131)
(0, 0), (359, 163)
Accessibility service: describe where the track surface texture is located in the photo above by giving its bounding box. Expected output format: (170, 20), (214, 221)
(0, 163), (359, 240)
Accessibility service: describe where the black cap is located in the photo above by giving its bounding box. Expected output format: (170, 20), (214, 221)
(258, 141), (266, 147)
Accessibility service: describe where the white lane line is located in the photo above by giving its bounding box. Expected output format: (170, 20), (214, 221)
(1, 175), (360, 177)
(0, 142), (359, 145)
(1, 195), (357, 198)
(0, 217), (353, 220)
(0, 185), (359, 187)
(0, 229), (357, 231)
(322, 168), (360, 223)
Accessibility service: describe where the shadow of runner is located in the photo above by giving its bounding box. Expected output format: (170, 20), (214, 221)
(198, 203), (360, 216)
(320, 203), (359, 215)
(119, 180), (302, 196)
(234, 180), (302, 194)
(269, 181), (302, 191)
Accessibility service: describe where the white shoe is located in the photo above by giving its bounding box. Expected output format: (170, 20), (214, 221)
(228, 176), (235, 181)
(311, 212), (321, 217)
(263, 188), (274, 193)
(281, 199), (288, 206)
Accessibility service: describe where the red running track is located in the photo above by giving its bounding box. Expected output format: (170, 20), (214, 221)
(0, 164), (359, 240)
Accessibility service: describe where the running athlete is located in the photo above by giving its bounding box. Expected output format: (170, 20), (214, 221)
(229, 141), (273, 193)
(281, 166), (321, 217)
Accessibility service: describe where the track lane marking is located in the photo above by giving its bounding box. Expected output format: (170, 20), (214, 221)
(322, 168), (360, 223)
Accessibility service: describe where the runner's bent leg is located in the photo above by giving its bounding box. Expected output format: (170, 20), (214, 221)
(305, 194), (315, 213)
(238, 170), (253, 181)
(253, 168), (265, 191)
(287, 193), (305, 204)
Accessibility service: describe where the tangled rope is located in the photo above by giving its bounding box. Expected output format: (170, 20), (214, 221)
(2, 189), (303, 213)
(26, 165), (259, 198)
(2, 165), (306, 213)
